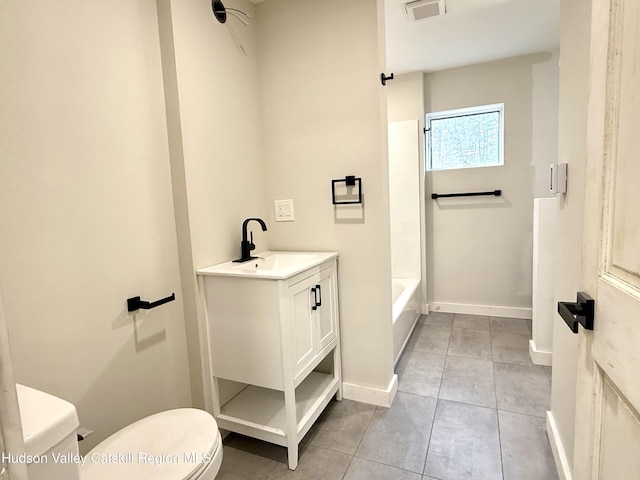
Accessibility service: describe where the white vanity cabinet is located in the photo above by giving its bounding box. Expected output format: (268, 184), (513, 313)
(196, 252), (342, 470)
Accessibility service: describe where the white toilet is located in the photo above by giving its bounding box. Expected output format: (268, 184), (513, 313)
(16, 384), (223, 480)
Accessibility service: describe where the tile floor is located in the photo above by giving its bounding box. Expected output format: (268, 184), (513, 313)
(217, 313), (558, 479)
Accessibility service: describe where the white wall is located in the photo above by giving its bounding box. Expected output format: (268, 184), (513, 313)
(256, 0), (396, 399)
(547, 0), (593, 476)
(423, 54), (559, 316)
(0, 0), (191, 452)
(0, 3), (397, 450)
(165, 0), (396, 404)
(157, 0), (268, 408)
(162, 0), (396, 406)
(532, 52), (560, 197)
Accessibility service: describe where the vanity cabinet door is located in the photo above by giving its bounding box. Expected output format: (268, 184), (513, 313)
(315, 266), (337, 351)
(289, 276), (315, 376)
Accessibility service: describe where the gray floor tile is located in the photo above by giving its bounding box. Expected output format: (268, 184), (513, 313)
(425, 400), (502, 480)
(490, 317), (531, 335)
(421, 312), (454, 327)
(302, 399), (376, 455)
(397, 350), (445, 398)
(453, 314), (490, 330)
(439, 356), (496, 408)
(268, 444), (352, 479)
(219, 306), (555, 480)
(494, 363), (551, 417)
(219, 434), (284, 479)
(499, 411), (559, 480)
(356, 392), (437, 473)
(407, 324), (452, 355)
(447, 327), (492, 360)
(344, 457), (422, 480)
(491, 331), (533, 365)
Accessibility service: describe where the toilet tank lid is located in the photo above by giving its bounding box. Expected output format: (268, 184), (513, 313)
(16, 384), (80, 457)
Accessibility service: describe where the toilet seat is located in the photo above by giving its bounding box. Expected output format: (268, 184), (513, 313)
(81, 408), (221, 480)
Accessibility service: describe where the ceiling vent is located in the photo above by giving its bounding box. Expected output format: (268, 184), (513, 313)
(404, 0), (446, 21)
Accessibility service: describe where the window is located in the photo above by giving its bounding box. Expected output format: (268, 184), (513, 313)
(425, 103), (504, 171)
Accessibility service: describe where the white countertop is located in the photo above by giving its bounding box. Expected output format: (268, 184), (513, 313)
(196, 251), (338, 280)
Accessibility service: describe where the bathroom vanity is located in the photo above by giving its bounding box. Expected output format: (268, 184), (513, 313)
(196, 251), (342, 470)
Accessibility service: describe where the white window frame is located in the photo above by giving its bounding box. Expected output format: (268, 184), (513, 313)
(425, 103), (504, 172)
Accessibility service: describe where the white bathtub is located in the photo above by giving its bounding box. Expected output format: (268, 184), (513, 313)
(392, 278), (421, 367)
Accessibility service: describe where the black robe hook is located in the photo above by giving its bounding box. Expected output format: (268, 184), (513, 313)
(380, 73), (394, 86)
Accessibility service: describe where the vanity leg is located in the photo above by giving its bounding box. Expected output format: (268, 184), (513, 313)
(287, 442), (299, 470)
(283, 384), (298, 470)
(334, 346), (343, 401)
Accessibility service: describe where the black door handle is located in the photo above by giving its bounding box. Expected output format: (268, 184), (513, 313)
(558, 292), (594, 333)
(315, 284), (322, 308)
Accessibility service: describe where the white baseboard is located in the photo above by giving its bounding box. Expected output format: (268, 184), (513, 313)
(421, 303), (430, 315)
(429, 301), (532, 319)
(546, 411), (573, 480)
(529, 339), (553, 366)
(342, 374), (398, 407)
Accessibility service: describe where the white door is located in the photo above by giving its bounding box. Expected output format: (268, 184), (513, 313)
(572, 0), (640, 477)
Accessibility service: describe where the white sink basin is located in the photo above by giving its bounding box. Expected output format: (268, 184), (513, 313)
(197, 251), (338, 280)
(233, 253), (317, 273)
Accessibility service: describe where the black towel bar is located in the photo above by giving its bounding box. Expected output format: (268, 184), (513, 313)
(127, 293), (175, 312)
(431, 190), (501, 199)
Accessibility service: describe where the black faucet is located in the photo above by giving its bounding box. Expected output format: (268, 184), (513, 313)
(233, 218), (268, 263)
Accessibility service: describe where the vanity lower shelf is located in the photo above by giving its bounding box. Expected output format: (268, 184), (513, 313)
(216, 371), (339, 447)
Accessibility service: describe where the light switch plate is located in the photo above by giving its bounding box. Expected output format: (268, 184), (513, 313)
(274, 199), (295, 222)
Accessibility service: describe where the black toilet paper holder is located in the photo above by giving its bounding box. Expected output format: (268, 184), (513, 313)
(127, 293), (175, 312)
